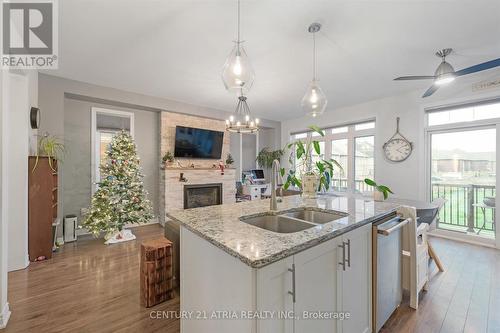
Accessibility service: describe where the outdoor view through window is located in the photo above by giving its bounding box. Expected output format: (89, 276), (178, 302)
(430, 104), (497, 238)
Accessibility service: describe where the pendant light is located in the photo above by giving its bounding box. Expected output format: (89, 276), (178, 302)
(301, 23), (327, 117)
(222, 0), (255, 93)
(225, 89), (259, 133)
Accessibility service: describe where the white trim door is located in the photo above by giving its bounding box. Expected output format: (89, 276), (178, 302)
(426, 124), (497, 247)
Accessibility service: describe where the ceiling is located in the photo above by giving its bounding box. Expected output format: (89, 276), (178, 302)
(50, 0), (500, 121)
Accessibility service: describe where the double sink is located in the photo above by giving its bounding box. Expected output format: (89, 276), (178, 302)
(240, 208), (347, 233)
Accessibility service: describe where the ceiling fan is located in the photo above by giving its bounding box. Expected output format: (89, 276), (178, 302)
(394, 48), (500, 97)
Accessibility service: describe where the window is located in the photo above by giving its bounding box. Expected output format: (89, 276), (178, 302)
(428, 100), (500, 126)
(354, 122), (375, 131)
(289, 120), (375, 192)
(355, 136), (375, 192)
(331, 126), (348, 134)
(91, 108), (134, 194)
(331, 139), (348, 190)
(427, 100), (498, 243)
(311, 141), (325, 165)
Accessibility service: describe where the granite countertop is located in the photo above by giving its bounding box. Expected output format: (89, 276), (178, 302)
(166, 194), (402, 268)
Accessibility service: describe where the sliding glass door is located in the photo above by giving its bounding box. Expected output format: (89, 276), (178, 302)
(430, 127), (496, 241)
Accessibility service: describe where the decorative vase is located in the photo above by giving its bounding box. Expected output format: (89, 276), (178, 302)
(373, 191), (384, 202)
(302, 174), (318, 198)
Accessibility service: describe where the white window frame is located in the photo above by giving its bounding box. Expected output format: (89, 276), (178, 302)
(289, 120), (375, 194)
(91, 107), (135, 194)
(424, 100), (500, 248)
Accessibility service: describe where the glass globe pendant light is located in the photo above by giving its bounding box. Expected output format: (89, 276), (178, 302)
(301, 23), (327, 117)
(225, 89), (259, 133)
(222, 0), (255, 93)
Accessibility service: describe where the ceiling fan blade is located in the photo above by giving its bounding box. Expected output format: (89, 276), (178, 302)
(394, 75), (435, 81)
(422, 84), (439, 98)
(455, 58), (500, 77)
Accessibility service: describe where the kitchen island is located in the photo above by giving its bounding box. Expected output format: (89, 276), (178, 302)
(167, 194), (401, 333)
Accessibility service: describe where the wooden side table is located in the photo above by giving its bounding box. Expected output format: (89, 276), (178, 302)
(140, 237), (174, 307)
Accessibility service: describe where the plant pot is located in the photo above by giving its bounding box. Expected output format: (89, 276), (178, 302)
(302, 174), (318, 198)
(373, 191), (385, 202)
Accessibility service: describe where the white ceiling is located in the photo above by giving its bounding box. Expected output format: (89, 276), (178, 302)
(50, 0), (500, 121)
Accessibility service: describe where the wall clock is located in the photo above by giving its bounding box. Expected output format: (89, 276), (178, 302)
(383, 117), (413, 162)
(30, 107), (40, 129)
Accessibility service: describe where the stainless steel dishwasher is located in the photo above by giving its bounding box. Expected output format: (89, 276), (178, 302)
(372, 214), (409, 333)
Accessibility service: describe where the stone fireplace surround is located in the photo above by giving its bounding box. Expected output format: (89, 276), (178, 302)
(159, 111), (236, 224)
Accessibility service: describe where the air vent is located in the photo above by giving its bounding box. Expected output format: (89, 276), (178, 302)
(472, 78), (500, 92)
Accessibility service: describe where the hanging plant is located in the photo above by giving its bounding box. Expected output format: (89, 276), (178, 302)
(256, 147), (285, 169)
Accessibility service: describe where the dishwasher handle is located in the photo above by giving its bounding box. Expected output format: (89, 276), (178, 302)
(377, 218), (410, 236)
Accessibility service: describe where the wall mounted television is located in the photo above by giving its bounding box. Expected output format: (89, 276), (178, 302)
(174, 126), (224, 159)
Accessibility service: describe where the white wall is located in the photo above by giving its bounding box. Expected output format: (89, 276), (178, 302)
(0, 70), (11, 329)
(5, 72), (31, 272)
(281, 74), (500, 201)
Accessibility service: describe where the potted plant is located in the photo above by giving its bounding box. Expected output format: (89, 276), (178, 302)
(282, 126), (342, 198)
(256, 147), (285, 169)
(162, 151), (174, 168)
(32, 133), (65, 172)
(364, 178), (394, 201)
(225, 153), (234, 167)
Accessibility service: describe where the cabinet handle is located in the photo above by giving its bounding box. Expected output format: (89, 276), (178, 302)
(288, 264), (296, 303)
(338, 243), (346, 271)
(345, 239), (351, 268)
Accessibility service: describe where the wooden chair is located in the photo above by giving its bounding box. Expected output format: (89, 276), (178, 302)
(399, 206), (429, 310)
(427, 198), (447, 272)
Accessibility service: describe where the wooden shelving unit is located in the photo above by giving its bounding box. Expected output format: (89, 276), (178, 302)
(28, 156), (58, 261)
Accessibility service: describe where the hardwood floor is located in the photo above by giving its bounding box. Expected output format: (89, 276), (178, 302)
(4, 225), (500, 333)
(381, 236), (500, 333)
(5, 224), (180, 333)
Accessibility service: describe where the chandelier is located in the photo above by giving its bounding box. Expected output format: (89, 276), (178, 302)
(225, 91), (259, 133)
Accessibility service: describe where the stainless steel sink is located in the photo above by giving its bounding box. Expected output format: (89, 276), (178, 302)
(283, 208), (347, 224)
(240, 215), (316, 233)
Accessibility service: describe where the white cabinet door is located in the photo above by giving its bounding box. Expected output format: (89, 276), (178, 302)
(256, 256), (294, 333)
(338, 223), (372, 333)
(294, 237), (341, 333)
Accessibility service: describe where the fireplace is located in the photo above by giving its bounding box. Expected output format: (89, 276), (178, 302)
(184, 183), (223, 209)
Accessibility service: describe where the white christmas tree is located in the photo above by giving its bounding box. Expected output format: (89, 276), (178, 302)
(83, 131), (153, 242)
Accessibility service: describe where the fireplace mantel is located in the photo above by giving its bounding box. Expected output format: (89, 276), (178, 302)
(160, 168), (236, 224)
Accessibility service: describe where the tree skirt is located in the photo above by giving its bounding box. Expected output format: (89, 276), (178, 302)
(104, 229), (136, 245)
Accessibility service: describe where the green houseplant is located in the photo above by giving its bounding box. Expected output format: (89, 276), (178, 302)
(32, 133), (65, 172)
(282, 126), (342, 197)
(364, 178), (394, 201)
(256, 147), (285, 169)
(225, 153), (234, 167)
(162, 151), (174, 168)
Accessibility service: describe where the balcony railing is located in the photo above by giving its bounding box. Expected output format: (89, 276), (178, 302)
(431, 183), (496, 233)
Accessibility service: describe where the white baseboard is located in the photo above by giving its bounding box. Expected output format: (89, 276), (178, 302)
(429, 230), (496, 249)
(0, 302), (11, 329)
(8, 255), (30, 272)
